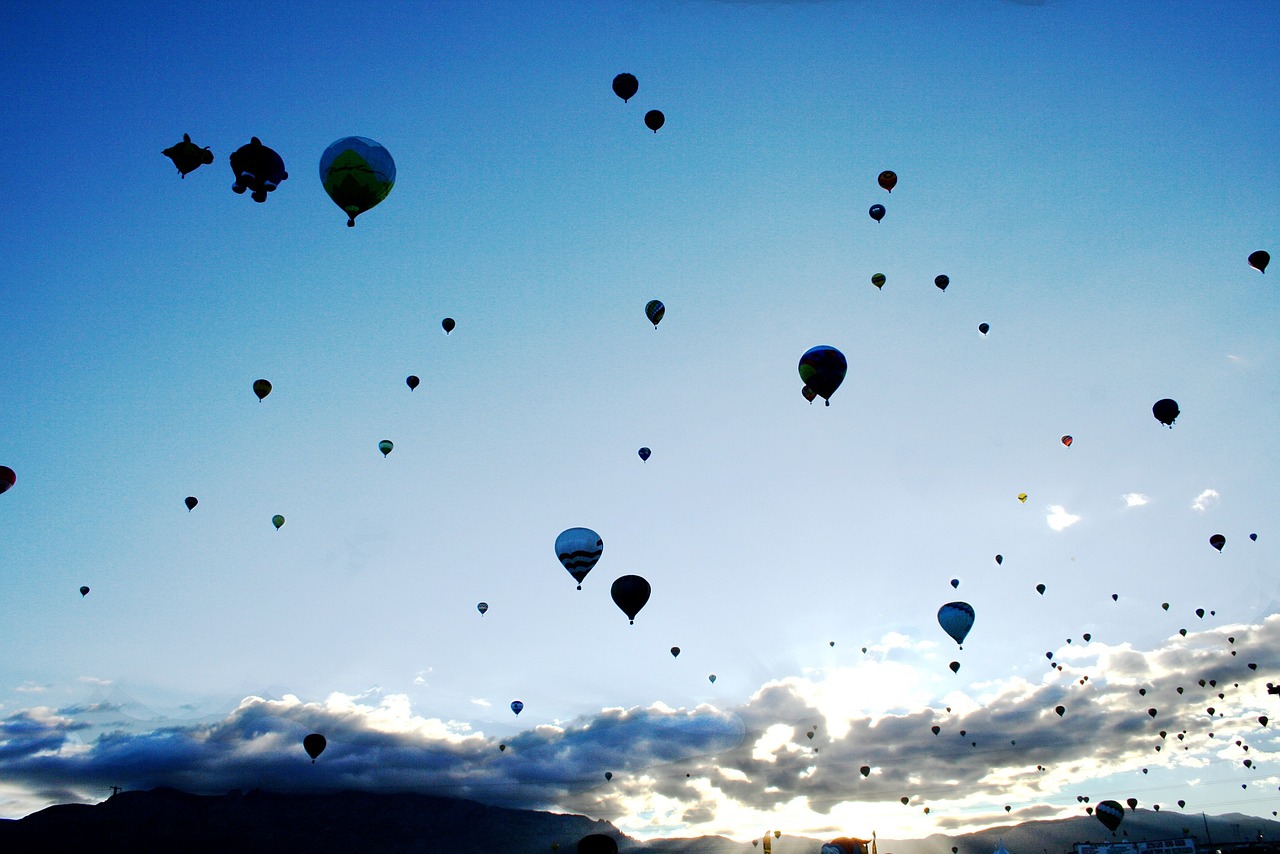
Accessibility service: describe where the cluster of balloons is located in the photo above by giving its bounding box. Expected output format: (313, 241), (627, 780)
(612, 73), (664, 133)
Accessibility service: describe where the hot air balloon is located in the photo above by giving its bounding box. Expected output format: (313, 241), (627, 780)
(1153, 398), (1179, 427)
(1126, 798), (1138, 811)
(1095, 800), (1124, 832)
(950, 578), (960, 588)
(604, 771), (613, 781)
(578, 834), (618, 854)
(442, 318), (456, 335)
(1062, 435), (1073, 447)
(185, 496), (198, 511)
(878, 170), (897, 192)
(670, 646), (680, 657)
(869, 204), (885, 223)
(798, 345), (847, 406)
(871, 273), (886, 289)
(995, 554), (1003, 565)
(645, 300), (665, 328)
(612, 73), (638, 102)
(1017, 493), (1028, 503)
(935, 275), (949, 292)
(638, 447), (651, 461)
(406, 375), (419, 391)
(229, 137), (287, 203)
(860, 766), (871, 777)
(272, 514), (285, 530)
(511, 700), (523, 716)
(938, 602), (975, 646)
(803, 386), (817, 404)
(1055, 705), (1066, 716)
(949, 661), (961, 673)
(477, 602), (488, 615)
(931, 725), (940, 735)
(253, 379), (272, 401)
(1036, 583), (1046, 595)
(708, 674), (716, 683)
(1209, 534), (1225, 552)
(1251, 533), (1258, 541)
(611, 575), (651, 624)
(303, 733), (326, 762)
(79, 586), (90, 597)
(0, 466), (13, 495)
(320, 137), (395, 226)
(555, 527), (603, 589)
(979, 323), (990, 335)
(378, 440), (394, 458)
(644, 110), (665, 132)
(162, 133), (214, 177)
(1249, 250), (1270, 273)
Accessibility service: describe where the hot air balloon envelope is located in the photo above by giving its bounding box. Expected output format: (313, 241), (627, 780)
(871, 273), (886, 289)
(578, 834), (619, 854)
(442, 317), (456, 334)
(185, 496), (198, 511)
(798, 345), (847, 405)
(253, 379), (272, 401)
(1249, 250), (1270, 273)
(869, 204), (885, 222)
(406, 375), (419, 391)
(79, 586), (90, 597)
(477, 602), (488, 614)
(303, 733), (326, 760)
(638, 447), (651, 461)
(1153, 398), (1179, 427)
(320, 137), (395, 226)
(935, 275), (950, 291)
(272, 514), (285, 530)
(1095, 799), (1124, 832)
(611, 575), (651, 623)
(644, 110), (665, 132)
(1209, 534), (1225, 551)
(979, 323), (990, 335)
(162, 133), (214, 177)
(378, 440), (394, 457)
(938, 602), (975, 645)
(878, 170), (897, 192)
(0, 466), (13, 495)
(511, 700), (523, 715)
(645, 300), (665, 327)
(556, 527), (603, 588)
(612, 73), (638, 102)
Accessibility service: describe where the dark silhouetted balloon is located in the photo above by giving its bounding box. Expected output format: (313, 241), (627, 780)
(320, 137), (395, 226)
(798, 345), (847, 406)
(1126, 798), (1138, 811)
(949, 661), (960, 673)
(1251, 533), (1258, 541)
(272, 514), (285, 530)
(936, 601), (972, 647)
(671, 646), (680, 657)
(556, 527), (603, 589)
(442, 318), (456, 334)
(578, 833), (619, 854)
(708, 674), (716, 683)
(644, 300), (665, 328)
(185, 496), (198, 511)
(253, 379), (272, 401)
(303, 733), (326, 762)
(511, 700), (523, 715)
(860, 765), (871, 777)
(638, 447), (651, 462)
(378, 440), (394, 458)
(80, 586), (90, 597)
(950, 578), (960, 588)
(477, 602), (488, 615)
(1195, 607), (1205, 618)
(995, 554), (1003, 565)
(803, 386), (817, 403)
(1056, 705), (1065, 716)
(869, 204), (885, 223)
(1036, 583), (1046, 595)
(0, 466), (13, 495)
(611, 575), (651, 624)
(878, 170), (897, 192)
(1209, 534), (1225, 552)
(604, 771), (613, 781)
(406, 375), (419, 391)
(979, 323), (990, 335)
(931, 725), (940, 735)
(1152, 398), (1180, 427)
(1249, 250), (1270, 273)
(230, 137), (287, 203)
(162, 133), (214, 177)
(1095, 799), (1124, 832)
(644, 110), (665, 132)
(612, 73), (638, 102)
(872, 273), (886, 289)
(935, 275), (949, 292)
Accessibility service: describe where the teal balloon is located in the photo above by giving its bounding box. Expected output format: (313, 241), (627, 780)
(938, 602), (975, 646)
(320, 137), (395, 227)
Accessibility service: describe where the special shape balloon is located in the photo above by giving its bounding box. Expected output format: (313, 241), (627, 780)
(611, 575), (651, 624)
(1153, 398), (1180, 427)
(556, 527), (603, 589)
(798, 346), (847, 406)
(229, 137), (287, 203)
(162, 133), (214, 177)
(320, 137), (395, 226)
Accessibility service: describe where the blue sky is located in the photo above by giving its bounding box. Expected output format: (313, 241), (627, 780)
(1, 0), (1278, 842)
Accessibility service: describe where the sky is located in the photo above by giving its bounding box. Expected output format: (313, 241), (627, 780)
(1, 0), (1278, 843)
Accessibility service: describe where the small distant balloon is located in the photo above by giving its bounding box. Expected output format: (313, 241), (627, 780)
(1248, 250), (1270, 273)
(950, 578), (960, 588)
(869, 204), (885, 223)
(272, 514), (285, 530)
(1152, 398), (1180, 427)
(511, 700), (523, 716)
(162, 133), (214, 178)
(1017, 493), (1028, 504)
(378, 440), (394, 458)
(934, 275), (949, 292)
(644, 110), (665, 132)
(442, 318), (456, 335)
(995, 554), (1003, 565)
(644, 300), (665, 328)
(1036, 583), (1046, 595)
(638, 447), (651, 462)
(860, 765), (871, 777)
(1209, 534), (1225, 552)
(604, 771), (613, 781)
(303, 733), (326, 762)
(0, 466), (13, 495)
(871, 273), (886, 289)
(1251, 533), (1258, 541)
(1061, 435), (1073, 447)
(612, 73), (639, 102)
(949, 661), (960, 673)
(802, 385), (817, 403)
(611, 575), (651, 624)
(878, 170), (897, 192)
(79, 586), (90, 597)
(1056, 705), (1066, 717)
(708, 674), (716, 683)
(477, 602), (488, 615)
(185, 496), (198, 512)
(978, 322), (990, 335)
(253, 379), (272, 401)
(406, 375), (420, 391)
(670, 646), (680, 658)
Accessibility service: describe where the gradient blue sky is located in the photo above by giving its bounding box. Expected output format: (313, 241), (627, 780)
(2, 0), (1278, 842)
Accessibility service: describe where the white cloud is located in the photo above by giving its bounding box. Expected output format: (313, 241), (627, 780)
(1192, 489), (1220, 512)
(470, 698), (492, 708)
(1122, 493), (1149, 507)
(1045, 505), (1081, 531)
